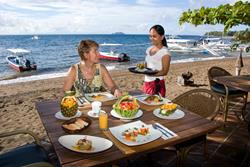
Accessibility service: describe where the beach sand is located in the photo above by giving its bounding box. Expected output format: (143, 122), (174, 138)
(0, 57), (249, 154)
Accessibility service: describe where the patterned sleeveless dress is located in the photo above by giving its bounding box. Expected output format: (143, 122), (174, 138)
(73, 63), (106, 97)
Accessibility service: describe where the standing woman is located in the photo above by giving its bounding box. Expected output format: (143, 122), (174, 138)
(63, 40), (122, 98)
(142, 25), (171, 97)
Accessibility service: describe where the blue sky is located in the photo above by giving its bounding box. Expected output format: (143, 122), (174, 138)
(0, 0), (248, 35)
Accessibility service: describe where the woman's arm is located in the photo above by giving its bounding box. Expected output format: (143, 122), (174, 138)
(100, 64), (122, 97)
(63, 66), (76, 91)
(152, 54), (171, 76)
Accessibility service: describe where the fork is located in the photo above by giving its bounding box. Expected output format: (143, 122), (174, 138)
(152, 123), (173, 138)
(77, 97), (84, 104)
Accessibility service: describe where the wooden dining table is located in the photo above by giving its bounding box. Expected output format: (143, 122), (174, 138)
(213, 75), (250, 131)
(35, 91), (220, 167)
(213, 75), (250, 92)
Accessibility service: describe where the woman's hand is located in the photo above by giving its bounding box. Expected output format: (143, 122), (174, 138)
(114, 89), (122, 98)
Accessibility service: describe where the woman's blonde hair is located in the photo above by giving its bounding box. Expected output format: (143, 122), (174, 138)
(78, 40), (99, 60)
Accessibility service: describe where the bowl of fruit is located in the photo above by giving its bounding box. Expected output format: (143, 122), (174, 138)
(113, 95), (140, 118)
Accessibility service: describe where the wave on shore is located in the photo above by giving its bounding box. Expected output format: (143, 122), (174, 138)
(0, 65), (116, 85)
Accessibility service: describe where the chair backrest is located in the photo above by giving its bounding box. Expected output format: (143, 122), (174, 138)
(208, 66), (231, 88)
(172, 89), (220, 120)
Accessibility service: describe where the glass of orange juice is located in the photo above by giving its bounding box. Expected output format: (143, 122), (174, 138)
(99, 111), (108, 130)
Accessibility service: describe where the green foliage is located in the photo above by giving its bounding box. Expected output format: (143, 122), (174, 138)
(233, 28), (250, 43)
(179, 1), (250, 33)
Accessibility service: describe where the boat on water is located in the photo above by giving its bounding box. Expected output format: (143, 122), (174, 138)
(166, 36), (207, 53)
(99, 51), (130, 62)
(31, 35), (39, 40)
(6, 48), (37, 72)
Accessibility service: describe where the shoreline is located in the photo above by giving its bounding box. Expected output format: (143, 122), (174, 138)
(0, 57), (249, 154)
(0, 55), (248, 85)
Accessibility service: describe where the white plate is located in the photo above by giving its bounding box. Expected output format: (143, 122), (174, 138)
(153, 108), (185, 120)
(109, 120), (162, 146)
(136, 95), (171, 106)
(87, 110), (105, 118)
(110, 109), (143, 120)
(55, 110), (82, 120)
(85, 92), (116, 102)
(58, 135), (113, 153)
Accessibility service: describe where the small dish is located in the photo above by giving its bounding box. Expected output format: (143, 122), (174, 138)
(153, 108), (185, 120)
(55, 110), (82, 120)
(87, 110), (105, 118)
(62, 116), (92, 134)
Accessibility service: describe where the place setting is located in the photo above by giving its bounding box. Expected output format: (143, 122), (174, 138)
(58, 99), (113, 154)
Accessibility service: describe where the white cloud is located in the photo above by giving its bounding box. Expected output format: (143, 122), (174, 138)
(0, 0), (184, 34)
(0, 0), (247, 35)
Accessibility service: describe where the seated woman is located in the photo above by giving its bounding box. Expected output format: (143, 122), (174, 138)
(63, 40), (122, 98)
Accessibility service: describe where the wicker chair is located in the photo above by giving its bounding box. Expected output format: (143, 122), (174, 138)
(172, 88), (220, 167)
(208, 66), (248, 123)
(0, 130), (55, 167)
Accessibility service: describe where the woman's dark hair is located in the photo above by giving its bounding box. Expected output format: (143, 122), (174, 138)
(78, 40), (99, 60)
(150, 25), (168, 48)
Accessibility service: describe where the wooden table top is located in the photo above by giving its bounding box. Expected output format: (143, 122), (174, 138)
(35, 93), (220, 167)
(213, 75), (250, 92)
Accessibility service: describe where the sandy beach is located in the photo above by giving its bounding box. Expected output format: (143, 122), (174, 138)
(0, 57), (249, 154)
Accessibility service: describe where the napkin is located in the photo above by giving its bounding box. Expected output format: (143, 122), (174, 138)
(155, 122), (177, 140)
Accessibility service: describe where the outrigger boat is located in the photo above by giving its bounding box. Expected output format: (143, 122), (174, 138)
(6, 48), (37, 72)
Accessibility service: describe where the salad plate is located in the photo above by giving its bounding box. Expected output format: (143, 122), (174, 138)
(153, 108), (185, 120)
(109, 120), (162, 146)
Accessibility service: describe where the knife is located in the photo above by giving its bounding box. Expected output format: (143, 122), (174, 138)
(154, 123), (174, 137)
(152, 124), (172, 138)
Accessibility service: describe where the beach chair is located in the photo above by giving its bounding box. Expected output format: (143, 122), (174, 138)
(0, 130), (55, 167)
(208, 66), (248, 123)
(171, 88), (220, 167)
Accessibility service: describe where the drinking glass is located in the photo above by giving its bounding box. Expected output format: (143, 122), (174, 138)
(99, 111), (108, 130)
(91, 101), (102, 115)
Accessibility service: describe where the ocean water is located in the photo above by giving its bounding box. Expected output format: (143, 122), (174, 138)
(0, 34), (238, 84)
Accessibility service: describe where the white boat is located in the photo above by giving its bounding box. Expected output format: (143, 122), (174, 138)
(166, 36), (206, 53)
(201, 37), (231, 50)
(6, 48), (37, 72)
(31, 35), (39, 40)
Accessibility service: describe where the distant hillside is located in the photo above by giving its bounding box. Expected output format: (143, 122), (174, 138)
(112, 32), (125, 35)
(204, 31), (236, 36)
